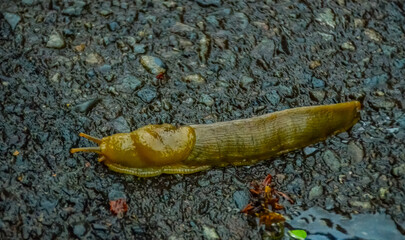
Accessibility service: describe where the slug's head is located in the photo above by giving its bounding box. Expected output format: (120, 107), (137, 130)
(70, 124), (196, 169)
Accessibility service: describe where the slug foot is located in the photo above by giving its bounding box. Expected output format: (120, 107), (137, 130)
(105, 163), (210, 177)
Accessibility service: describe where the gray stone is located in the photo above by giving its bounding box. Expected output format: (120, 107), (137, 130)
(394, 59), (405, 69)
(22, 0), (36, 5)
(199, 34), (210, 63)
(170, 22), (195, 33)
(133, 44), (146, 54)
(316, 8), (336, 28)
(200, 94), (215, 106)
(365, 28), (382, 42)
(202, 226), (219, 239)
(265, 90), (280, 105)
(381, 45), (397, 56)
(318, 32), (333, 41)
(304, 147), (318, 156)
(309, 185), (323, 200)
(73, 99), (101, 114)
(369, 98), (395, 110)
(73, 223), (86, 237)
(312, 78), (325, 88)
(347, 141), (364, 163)
(232, 12), (249, 29)
(206, 16), (219, 26)
(310, 90), (325, 102)
(46, 32), (65, 49)
(392, 164), (405, 177)
(240, 76), (254, 89)
(251, 39), (275, 64)
(398, 116), (405, 129)
(196, 0), (221, 7)
(182, 74), (206, 84)
(3, 12), (21, 31)
(325, 196), (335, 210)
(116, 75), (142, 93)
(107, 22), (120, 31)
(322, 150), (341, 171)
(341, 41), (356, 51)
(112, 116), (130, 133)
(364, 74), (388, 87)
(85, 53), (104, 65)
(137, 88), (157, 103)
(349, 200), (371, 209)
(140, 55), (167, 75)
(233, 190), (249, 209)
(62, 1), (86, 16)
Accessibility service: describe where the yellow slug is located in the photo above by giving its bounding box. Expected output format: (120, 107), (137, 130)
(71, 101), (361, 177)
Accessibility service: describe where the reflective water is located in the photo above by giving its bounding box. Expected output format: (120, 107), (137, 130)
(285, 207), (404, 240)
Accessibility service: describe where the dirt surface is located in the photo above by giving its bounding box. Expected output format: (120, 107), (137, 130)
(1, 0), (404, 239)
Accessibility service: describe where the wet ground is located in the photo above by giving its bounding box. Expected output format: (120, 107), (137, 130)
(1, 0), (404, 239)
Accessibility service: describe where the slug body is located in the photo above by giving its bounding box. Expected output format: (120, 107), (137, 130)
(71, 101), (361, 177)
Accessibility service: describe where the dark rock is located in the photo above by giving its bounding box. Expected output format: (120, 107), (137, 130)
(312, 78), (325, 88)
(62, 1), (86, 16)
(116, 75), (142, 93)
(133, 44), (146, 54)
(170, 22), (195, 34)
(251, 39), (275, 65)
(196, 0), (222, 7)
(392, 164), (405, 177)
(233, 190), (249, 209)
(107, 22), (120, 31)
(98, 64), (111, 73)
(309, 185), (323, 200)
(73, 99), (101, 114)
(322, 150), (341, 171)
(304, 147), (318, 156)
(73, 223), (87, 237)
(265, 90), (280, 105)
(111, 116), (130, 133)
(347, 141), (364, 164)
(369, 98), (395, 110)
(3, 12), (21, 31)
(364, 74), (388, 87)
(393, 59), (405, 69)
(200, 94), (215, 106)
(137, 88), (157, 103)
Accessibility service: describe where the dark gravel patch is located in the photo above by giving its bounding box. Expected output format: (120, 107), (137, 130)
(1, 0), (404, 239)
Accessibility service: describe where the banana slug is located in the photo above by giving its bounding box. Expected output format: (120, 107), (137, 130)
(71, 101), (361, 177)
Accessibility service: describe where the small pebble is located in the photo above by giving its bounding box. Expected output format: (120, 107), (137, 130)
(3, 12), (21, 31)
(182, 74), (206, 84)
(200, 94), (215, 107)
(140, 56), (167, 75)
(137, 88), (157, 103)
(46, 32), (65, 49)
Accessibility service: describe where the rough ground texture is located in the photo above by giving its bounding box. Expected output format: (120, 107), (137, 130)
(1, 0), (404, 239)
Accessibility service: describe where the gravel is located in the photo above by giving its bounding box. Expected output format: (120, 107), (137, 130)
(1, 0), (404, 239)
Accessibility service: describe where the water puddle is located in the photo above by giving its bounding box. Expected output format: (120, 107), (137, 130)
(285, 207), (404, 240)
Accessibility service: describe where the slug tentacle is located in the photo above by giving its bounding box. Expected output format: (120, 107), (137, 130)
(78, 132), (102, 144)
(70, 147), (101, 154)
(70, 101), (361, 177)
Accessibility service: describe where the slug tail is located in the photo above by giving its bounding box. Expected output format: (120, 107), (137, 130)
(70, 147), (101, 154)
(78, 133), (102, 144)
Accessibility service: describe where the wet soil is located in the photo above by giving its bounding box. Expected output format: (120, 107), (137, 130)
(1, 0), (404, 239)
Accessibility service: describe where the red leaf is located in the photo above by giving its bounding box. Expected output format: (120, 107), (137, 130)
(109, 199), (128, 216)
